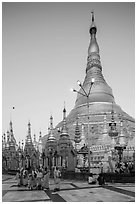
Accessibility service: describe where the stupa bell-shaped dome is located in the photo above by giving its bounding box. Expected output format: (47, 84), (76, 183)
(43, 12), (134, 150)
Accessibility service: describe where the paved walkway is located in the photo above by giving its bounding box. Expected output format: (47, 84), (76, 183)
(2, 175), (135, 202)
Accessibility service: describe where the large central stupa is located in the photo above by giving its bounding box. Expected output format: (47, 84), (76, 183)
(43, 13), (135, 162)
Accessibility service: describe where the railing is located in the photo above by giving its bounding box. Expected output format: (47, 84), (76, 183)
(61, 171), (135, 183)
(103, 172), (135, 183)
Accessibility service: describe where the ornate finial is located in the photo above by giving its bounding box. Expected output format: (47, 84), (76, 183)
(47, 116), (56, 142)
(28, 121), (31, 136)
(63, 101), (66, 112)
(87, 10), (101, 72)
(50, 115), (53, 126)
(90, 10), (96, 29)
(91, 10), (94, 22)
(63, 102), (66, 121)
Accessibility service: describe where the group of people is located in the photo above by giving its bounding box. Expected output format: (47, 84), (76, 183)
(16, 166), (61, 191)
(115, 161), (135, 174)
(88, 173), (105, 185)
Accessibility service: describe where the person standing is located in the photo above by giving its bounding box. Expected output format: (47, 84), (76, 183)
(20, 167), (24, 186)
(88, 173), (96, 184)
(36, 168), (43, 190)
(42, 167), (50, 190)
(28, 173), (33, 190)
(54, 167), (61, 191)
(16, 169), (21, 186)
(97, 173), (105, 185)
(22, 169), (28, 186)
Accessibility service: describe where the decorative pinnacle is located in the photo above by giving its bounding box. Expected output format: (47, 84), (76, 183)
(91, 10), (94, 22)
(63, 101), (66, 113)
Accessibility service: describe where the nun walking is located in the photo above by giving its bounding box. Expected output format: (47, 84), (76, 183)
(54, 167), (61, 191)
(42, 167), (50, 190)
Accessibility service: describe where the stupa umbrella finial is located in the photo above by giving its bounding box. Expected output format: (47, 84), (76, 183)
(91, 10), (94, 22)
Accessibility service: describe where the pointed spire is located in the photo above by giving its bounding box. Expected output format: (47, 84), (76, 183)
(47, 115), (56, 141)
(10, 120), (12, 129)
(63, 101), (66, 120)
(9, 120), (16, 145)
(61, 104), (68, 136)
(87, 11), (101, 71)
(6, 130), (10, 150)
(91, 10), (94, 22)
(50, 115), (53, 131)
(58, 106), (72, 151)
(28, 121), (31, 135)
(46, 116), (57, 151)
(26, 121), (33, 144)
(75, 12), (114, 108)
(90, 10), (97, 34)
(9, 121), (16, 148)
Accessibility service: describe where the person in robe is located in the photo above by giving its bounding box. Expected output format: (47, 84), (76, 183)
(28, 173), (33, 190)
(36, 168), (43, 190)
(20, 167), (24, 186)
(97, 173), (105, 185)
(54, 167), (61, 191)
(22, 169), (28, 186)
(42, 167), (50, 190)
(88, 173), (96, 184)
(15, 169), (21, 186)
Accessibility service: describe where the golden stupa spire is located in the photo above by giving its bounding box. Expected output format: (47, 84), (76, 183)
(75, 12), (114, 107)
(87, 10), (100, 70)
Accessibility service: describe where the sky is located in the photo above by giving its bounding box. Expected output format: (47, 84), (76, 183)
(2, 2), (135, 144)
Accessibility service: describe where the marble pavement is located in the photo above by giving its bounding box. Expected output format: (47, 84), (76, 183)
(2, 175), (135, 202)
